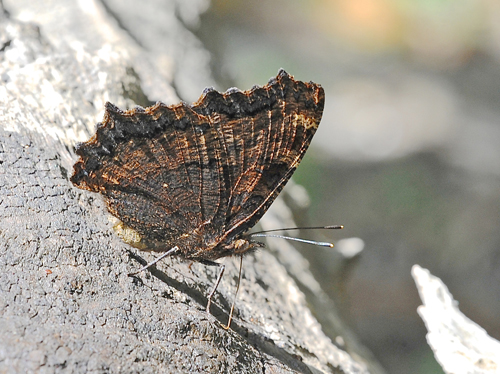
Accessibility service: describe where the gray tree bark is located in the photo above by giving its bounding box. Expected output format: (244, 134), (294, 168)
(0, 1), (382, 373)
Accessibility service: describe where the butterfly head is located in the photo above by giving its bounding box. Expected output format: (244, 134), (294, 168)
(229, 237), (264, 255)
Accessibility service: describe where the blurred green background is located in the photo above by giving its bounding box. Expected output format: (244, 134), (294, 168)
(197, 0), (500, 373)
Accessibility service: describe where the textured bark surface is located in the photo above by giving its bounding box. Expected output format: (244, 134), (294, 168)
(0, 1), (378, 373)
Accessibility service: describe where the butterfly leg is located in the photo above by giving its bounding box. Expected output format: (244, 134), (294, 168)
(223, 255), (243, 329)
(128, 246), (179, 276)
(202, 260), (225, 316)
(202, 255), (243, 329)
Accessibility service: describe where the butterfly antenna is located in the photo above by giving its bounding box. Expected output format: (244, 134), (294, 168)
(250, 233), (335, 247)
(251, 225), (343, 235)
(249, 225), (343, 248)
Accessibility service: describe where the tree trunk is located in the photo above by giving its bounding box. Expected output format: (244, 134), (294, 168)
(0, 1), (382, 373)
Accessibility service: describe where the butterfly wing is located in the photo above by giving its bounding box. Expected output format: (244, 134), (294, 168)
(71, 70), (324, 257)
(71, 100), (229, 250)
(192, 70), (324, 244)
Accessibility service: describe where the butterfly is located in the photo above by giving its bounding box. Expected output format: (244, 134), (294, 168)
(71, 69), (326, 327)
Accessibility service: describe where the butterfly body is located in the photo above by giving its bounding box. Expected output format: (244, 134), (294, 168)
(71, 70), (324, 262)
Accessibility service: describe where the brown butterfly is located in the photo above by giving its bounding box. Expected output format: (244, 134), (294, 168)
(71, 70), (330, 327)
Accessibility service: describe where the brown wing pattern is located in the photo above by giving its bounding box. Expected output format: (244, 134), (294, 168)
(192, 71), (324, 245)
(71, 70), (324, 257)
(71, 102), (230, 248)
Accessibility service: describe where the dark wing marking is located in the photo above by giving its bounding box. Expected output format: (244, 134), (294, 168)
(192, 70), (324, 243)
(71, 102), (228, 246)
(70, 70), (324, 255)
